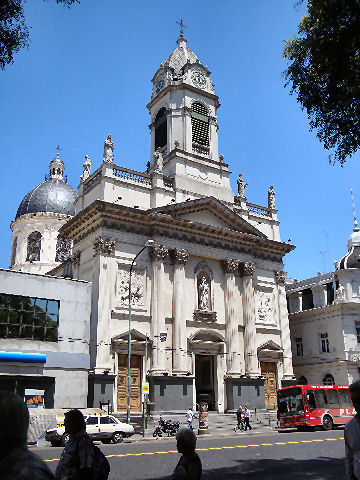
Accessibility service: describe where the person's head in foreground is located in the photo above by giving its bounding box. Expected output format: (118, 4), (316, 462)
(349, 380), (360, 415)
(64, 409), (86, 437)
(0, 390), (29, 457)
(176, 427), (197, 455)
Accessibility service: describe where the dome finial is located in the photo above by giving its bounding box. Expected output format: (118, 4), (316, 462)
(176, 18), (187, 47)
(351, 188), (359, 232)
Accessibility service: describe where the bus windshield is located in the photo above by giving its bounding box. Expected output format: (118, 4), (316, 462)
(278, 387), (304, 416)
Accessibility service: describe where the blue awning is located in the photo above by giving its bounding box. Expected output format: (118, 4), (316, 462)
(0, 352), (46, 363)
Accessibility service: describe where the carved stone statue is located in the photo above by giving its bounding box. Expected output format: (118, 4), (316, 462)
(103, 134), (114, 163)
(153, 147), (163, 173)
(268, 185), (276, 210)
(198, 276), (210, 310)
(237, 173), (248, 199)
(81, 155), (91, 181)
(335, 284), (345, 302)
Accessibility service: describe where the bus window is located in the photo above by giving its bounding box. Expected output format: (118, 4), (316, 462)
(314, 389), (328, 409)
(305, 391), (317, 412)
(326, 389), (340, 408)
(339, 389), (351, 408)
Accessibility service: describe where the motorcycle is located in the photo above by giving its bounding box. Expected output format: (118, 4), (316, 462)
(153, 416), (180, 437)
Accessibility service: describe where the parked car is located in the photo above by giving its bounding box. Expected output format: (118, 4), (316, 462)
(45, 414), (134, 446)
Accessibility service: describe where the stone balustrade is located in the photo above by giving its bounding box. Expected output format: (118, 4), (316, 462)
(83, 170), (102, 193)
(112, 166), (151, 185)
(246, 202), (271, 216)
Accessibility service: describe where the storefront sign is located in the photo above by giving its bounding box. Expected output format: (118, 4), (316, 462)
(142, 382), (149, 394)
(24, 389), (45, 408)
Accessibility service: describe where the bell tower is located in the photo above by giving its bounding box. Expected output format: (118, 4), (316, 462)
(146, 27), (233, 204)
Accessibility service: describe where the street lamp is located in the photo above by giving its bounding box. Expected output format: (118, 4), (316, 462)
(127, 239), (155, 424)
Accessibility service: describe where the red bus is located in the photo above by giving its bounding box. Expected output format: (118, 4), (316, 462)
(277, 384), (355, 431)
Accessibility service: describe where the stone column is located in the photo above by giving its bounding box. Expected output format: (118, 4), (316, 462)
(209, 116), (219, 161)
(172, 248), (189, 373)
(275, 270), (294, 380)
(149, 244), (168, 374)
(241, 262), (259, 377)
(183, 106), (192, 153)
(222, 259), (241, 375)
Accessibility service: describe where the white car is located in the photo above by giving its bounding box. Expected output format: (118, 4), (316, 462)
(45, 414), (134, 446)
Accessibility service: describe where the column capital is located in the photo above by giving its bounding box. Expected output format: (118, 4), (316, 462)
(171, 248), (189, 264)
(93, 236), (116, 256)
(149, 244), (169, 261)
(71, 251), (81, 267)
(221, 258), (239, 274)
(275, 270), (287, 285)
(240, 262), (256, 276)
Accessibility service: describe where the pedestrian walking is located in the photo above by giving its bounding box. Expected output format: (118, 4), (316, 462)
(243, 406), (252, 431)
(234, 405), (244, 432)
(0, 390), (54, 480)
(55, 409), (109, 480)
(171, 428), (202, 479)
(186, 407), (194, 430)
(345, 381), (360, 480)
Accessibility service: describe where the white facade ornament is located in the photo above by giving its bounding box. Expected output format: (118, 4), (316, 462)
(275, 270), (287, 285)
(256, 290), (274, 325)
(237, 173), (248, 199)
(93, 236), (116, 256)
(118, 267), (144, 308)
(268, 185), (276, 210)
(103, 134), (114, 163)
(81, 155), (91, 182)
(153, 147), (163, 173)
(349, 352), (360, 363)
(335, 284), (345, 302)
(198, 276), (210, 310)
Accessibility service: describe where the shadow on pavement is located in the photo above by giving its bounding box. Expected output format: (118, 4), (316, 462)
(144, 456), (345, 480)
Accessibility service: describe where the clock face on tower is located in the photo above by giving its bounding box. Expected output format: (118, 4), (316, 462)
(155, 77), (165, 94)
(191, 70), (206, 89)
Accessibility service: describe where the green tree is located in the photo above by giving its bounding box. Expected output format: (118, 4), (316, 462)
(283, 0), (360, 165)
(0, 0), (78, 70)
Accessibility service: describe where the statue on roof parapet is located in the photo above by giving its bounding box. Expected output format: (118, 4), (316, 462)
(268, 185), (276, 210)
(81, 155), (91, 182)
(237, 173), (248, 199)
(103, 134), (114, 163)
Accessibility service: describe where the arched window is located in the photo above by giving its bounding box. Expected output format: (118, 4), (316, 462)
(55, 235), (71, 262)
(323, 373), (335, 385)
(154, 107), (167, 150)
(26, 232), (41, 262)
(10, 237), (17, 267)
(298, 376), (308, 385)
(191, 102), (210, 147)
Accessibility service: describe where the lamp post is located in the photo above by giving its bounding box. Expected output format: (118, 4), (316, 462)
(127, 239), (154, 424)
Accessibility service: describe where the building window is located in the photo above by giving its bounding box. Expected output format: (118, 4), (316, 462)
(10, 237), (17, 267)
(295, 337), (304, 356)
(26, 231), (42, 262)
(302, 288), (314, 310)
(154, 107), (167, 150)
(355, 321), (360, 343)
(320, 332), (330, 353)
(323, 373), (335, 385)
(298, 376), (307, 385)
(0, 293), (59, 342)
(191, 102), (210, 147)
(56, 235), (71, 262)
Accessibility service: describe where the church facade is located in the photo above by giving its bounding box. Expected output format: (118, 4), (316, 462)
(49, 33), (295, 412)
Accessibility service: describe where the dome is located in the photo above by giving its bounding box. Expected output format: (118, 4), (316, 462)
(15, 154), (77, 220)
(164, 36), (200, 76)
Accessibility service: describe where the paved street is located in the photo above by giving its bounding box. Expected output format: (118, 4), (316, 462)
(36, 428), (346, 479)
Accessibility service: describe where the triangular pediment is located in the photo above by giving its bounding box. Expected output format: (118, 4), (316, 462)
(112, 329), (150, 342)
(257, 340), (283, 352)
(150, 197), (265, 238)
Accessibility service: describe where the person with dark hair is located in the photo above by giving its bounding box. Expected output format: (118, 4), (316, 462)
(345, 381), (360, 480)
(171, 428), (202, 479)
(0, 390), (54, 479)
(55, 409), (96, 480)
(234, 405), (244, 432)
(243, 406), (252, 431)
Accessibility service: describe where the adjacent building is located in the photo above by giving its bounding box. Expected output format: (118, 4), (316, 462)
(286, 220), (360, 386)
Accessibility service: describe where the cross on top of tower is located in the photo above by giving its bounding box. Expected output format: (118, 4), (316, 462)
(351, 188), (359, 231)
(176, 19), (187, 37)
(56, 144), (61, 158)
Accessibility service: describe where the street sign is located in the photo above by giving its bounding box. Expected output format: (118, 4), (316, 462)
(142, 382), (149, 394)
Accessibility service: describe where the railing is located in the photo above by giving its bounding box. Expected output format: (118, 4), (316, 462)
(192, 143), (210, 156)
(83, 171), (102, 193)
(246, 202), (271, 216)
(113, 166), (151, 185)
(163, 176), (174, 188)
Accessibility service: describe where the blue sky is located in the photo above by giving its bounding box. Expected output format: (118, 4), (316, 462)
(1, 0), (359, 280)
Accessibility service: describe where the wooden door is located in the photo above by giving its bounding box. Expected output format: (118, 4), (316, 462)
(117, 354), (142, 412)
(260, 362), (278, 410)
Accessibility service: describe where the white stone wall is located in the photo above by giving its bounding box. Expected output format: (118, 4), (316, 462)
(0, 269), (91, 408)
